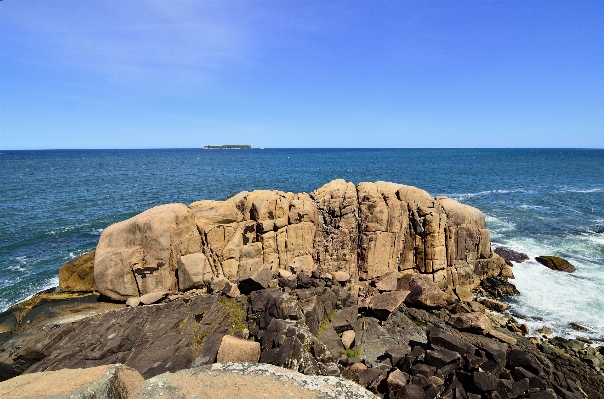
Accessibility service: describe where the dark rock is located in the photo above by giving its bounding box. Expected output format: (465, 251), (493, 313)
(369, 291), (408, 320)
(473, 371), (499, 392)
(297, 273), (313, 288)
(427, 326), (476, 356)
(507, 350), (544, 376)
(357, 368), (384, 389)
(512, 367), (545, 390)
(494, 247), (529, 263)
(409, 363), (436, 378)
(527, 391), (557, 399)
(512, 377), (530, 397)
(465, 354), (487, 370)
(250, 289), (304, 322)
(535, 256), (576, 273)
(385, 347), (411, 366)
(425, 348), (462, 369)
(331, 306), (358, 334)
(259, 318), (338, 375)
(238, 267), (273, 294)
(395, 384), (426, 399)
(480, 277), (520, 297)
(553, 385), (583, 399)
(317, 322), (344, 358)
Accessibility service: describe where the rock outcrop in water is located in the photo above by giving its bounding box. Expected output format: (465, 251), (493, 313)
(94, 180), (511, 302)
(4, 180), (603, 398)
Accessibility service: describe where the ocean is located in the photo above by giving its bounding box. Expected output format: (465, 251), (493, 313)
(1, 149), (603, 341)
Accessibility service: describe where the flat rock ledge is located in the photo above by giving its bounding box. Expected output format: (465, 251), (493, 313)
(0, 363), (377, 399)
(138, 363), (377, 399)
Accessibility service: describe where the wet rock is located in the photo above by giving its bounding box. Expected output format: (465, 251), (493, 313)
(58, 251), (96, 292)
(480, 277), (520, 298)
(535, 256), (576, 273)
(507, 350), (544, 376)
(493, 247), (529, 263)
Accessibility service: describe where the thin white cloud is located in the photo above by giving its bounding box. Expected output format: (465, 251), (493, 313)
(3, 1), (255, 89)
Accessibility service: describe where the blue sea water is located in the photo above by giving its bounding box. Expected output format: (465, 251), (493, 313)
(1, 149), (603, 340)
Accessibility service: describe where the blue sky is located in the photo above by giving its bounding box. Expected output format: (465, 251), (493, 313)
(1, 1), (603, 149)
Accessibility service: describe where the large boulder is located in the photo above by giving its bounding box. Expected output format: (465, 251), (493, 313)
(94, 180), (506, 304)
(136, 363), (378, 399)
(0, 364), (143, 399)
(535, 256), (576, 273)
(59, 251), (96, 292)
(94, 204), (201, 300)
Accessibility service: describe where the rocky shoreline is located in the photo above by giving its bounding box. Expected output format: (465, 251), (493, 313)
(0, 180), (603, 398)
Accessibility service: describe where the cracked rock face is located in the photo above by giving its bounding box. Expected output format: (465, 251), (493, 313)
(93, 180), (508, 301)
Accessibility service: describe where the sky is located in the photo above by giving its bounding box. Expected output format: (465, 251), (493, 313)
(1, 0), (603, 149)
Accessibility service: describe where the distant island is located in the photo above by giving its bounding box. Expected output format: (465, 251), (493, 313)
(203, 145), (252, 150)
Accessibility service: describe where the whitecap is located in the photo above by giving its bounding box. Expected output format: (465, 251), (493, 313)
(444, 189), (525, 202)
(518, 204), (546, 210)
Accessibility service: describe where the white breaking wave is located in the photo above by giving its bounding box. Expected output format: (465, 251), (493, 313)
(494, 234), (604, 341)
(0, 276), (59, 313)
(445, 189), (525, 202)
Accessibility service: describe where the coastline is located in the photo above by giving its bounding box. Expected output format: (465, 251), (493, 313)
(1, 179), (603, 397)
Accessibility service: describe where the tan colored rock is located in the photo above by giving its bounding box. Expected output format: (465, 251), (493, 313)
(94, 180), (505, 304)
(178, 252), (213, 291)
(341, 330), (355, 350)
(136, 363), (377, 399)
(278, 268), (293, 278)
(401, 274), (454, 309)
(374, 271), (398, 291)
(357, 182), (408, 280)
(58, 251), (96, 292)
(216, 335), (261, 363)
(448, 312), (492, 334)
(369, 290), (409, 319)
(0, 364), (143, 399)
(189, 200), (243, 227)
(487, 329), (517, 345)
(95, 203), (201, 300)
(386, 369), (409, 392)
(479, 297), (511, 312)
(331, 270), (351, 283)
(139, 290), (167, 305)
(126, 297), (140, 307)
(311, 180), (359, 277)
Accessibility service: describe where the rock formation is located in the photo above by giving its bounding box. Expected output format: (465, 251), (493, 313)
(535, 256), (577, 273)
(94, 180), (511, 302)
